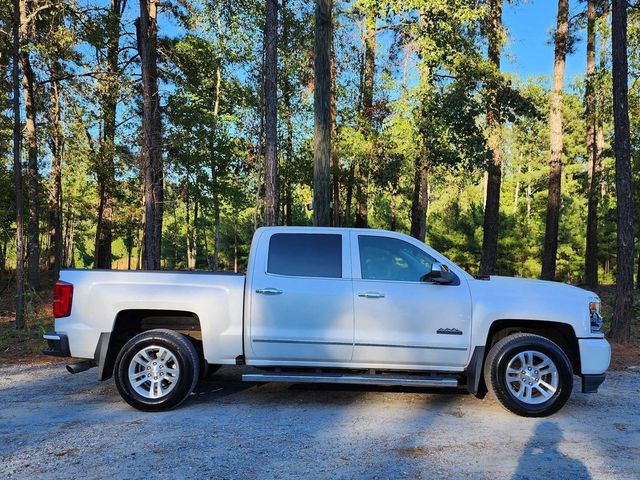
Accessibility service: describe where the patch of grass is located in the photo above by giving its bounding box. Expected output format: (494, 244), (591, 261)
(0, 317), (53, 354)
(0, 272), (60, 365)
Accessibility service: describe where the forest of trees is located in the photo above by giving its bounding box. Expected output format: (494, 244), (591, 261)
(1, 1), (638, 341)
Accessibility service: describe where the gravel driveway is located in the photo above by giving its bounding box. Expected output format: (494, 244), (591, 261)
(0, 363), (638, 479)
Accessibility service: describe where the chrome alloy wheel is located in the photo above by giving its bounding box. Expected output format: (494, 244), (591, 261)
(127, 345), (180, 399)
(505, 350), (559, 405)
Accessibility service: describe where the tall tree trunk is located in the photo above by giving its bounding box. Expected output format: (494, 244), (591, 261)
(95, 0), (123, 269)
(135, 224), (142, 270)
(526, 165), (532, 221)
(584, 0), (599, 287)
(233, 219), (238, 273)
(209, 13), (224, 264)
(186, 187), (196, 270)
(126, 227), (133, 270)
(610, 0), (634, 343)
(137, 0), (163, 270)
(390, 182), (398, 231)
(410, 145), (429, 242)
(13, 0), (25, 327)
(0, 239), (7, 274)
(346, 19), (366, 227)
(541, 0), (569, 281)
(313, 0), (332, 226)
(345, 159), (355, 226)
(48, 61), (63, 277)
(330, 29), (340, 226)
(213, 195), (220, 271)
(479, 0), (503, 276)
(513, 165), (520, 215)
(19, 0), (40, 290)
(193, 200), (199, 268)
(355, 15), (375, 228)
(170, 191), (178, 268)
(264, 0), (278, 226)
(282, 0), (293, 226)
(595, 2), (606, 200)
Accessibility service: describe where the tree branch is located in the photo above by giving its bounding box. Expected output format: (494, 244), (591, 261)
(38, 70), (107, 85)
(25, 2), (56, 26)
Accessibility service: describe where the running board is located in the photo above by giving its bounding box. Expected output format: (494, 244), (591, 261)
(242, 372), (459, 388)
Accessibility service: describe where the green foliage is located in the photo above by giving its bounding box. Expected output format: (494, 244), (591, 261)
(0, 0), (635, 288)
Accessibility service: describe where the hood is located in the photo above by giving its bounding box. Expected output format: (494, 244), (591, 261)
(484, 276), (596, 300)
(467, 275), (597, 337)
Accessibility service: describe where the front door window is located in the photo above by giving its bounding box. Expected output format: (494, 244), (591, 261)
(358, 235), (436, 282)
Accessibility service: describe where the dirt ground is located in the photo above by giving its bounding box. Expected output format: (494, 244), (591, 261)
(0, 363), (638, 480)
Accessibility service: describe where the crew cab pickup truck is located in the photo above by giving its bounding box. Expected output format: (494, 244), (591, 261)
(44, 227), (610, 416)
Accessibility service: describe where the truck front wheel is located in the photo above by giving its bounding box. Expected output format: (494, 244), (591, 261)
(483, 333), (573, 417)
(114, 329), (200, 411)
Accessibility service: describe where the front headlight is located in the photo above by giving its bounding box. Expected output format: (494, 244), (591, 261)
(589, 297), (603, 333)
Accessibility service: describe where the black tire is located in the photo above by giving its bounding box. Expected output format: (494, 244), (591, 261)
(483, 333), (573, 417)
(114, 329), (200, 411)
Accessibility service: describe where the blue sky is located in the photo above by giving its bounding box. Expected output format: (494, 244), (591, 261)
(156, 1), (590, 90)
(503, 0), (587, 88)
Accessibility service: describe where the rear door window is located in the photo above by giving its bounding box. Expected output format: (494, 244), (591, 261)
(267, 233), (342, 278)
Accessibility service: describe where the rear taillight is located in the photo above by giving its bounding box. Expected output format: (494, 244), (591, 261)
(53, 280), (73, 318)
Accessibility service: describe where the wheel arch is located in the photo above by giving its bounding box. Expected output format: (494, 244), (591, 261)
(485, 319), (580, 373)
(95, 309), (202, 381)
(466, 319), (581, 398)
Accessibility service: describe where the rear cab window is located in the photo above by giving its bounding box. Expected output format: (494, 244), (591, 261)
(267, 233), (342, 278)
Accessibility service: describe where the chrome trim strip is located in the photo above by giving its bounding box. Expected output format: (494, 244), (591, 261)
(253, 338), (352, 346)
(242, 373), (459, 388)
(356, 342), (467, 351)
(43, 334), (61, 341)
(252, 338), (467, 351)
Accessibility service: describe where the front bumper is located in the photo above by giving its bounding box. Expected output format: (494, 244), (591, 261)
(578, 337), (610, 394)
(42, 332), (71, 357)
(578, 337), (611, 374)
(581, 373), (606, 393)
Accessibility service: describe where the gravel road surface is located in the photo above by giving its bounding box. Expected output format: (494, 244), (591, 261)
(0, 363), (638, 479)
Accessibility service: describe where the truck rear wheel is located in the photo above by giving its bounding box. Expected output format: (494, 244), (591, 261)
(483, 333), (573, 417)
(114, 329), (200, 411)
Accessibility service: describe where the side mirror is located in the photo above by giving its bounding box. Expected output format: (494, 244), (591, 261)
(421, 262), (454, 284)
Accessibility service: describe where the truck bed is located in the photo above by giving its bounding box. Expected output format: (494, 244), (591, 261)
(56, 269), (246, 364)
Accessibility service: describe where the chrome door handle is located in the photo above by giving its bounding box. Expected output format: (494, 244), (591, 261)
(256, 288), (283, 295)
(358, 291), (385, 299)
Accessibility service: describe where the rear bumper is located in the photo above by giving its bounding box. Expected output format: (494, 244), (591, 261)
(42, 332), (71, 357)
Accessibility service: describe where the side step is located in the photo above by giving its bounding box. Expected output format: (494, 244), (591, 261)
(242, 372), (459, 388)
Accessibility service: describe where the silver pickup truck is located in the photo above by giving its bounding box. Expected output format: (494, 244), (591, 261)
(44, 226), (610, 416)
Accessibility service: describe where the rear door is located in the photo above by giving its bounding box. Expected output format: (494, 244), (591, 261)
(248, 230), (354, 365)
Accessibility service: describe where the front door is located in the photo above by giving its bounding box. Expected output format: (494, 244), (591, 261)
(248, 230), (354, 365)
(351, 232), (471, 369)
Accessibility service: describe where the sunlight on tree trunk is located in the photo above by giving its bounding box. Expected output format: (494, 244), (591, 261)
(48, 60), (63, 278)
(610, 0), (634, 343)
(19, 0), (40, 290)
(95, 0), (124, 270)
(13, 0), (25, 328)
(480, 0), (504, 276)
(264, 0), (279, 226)
(137, 0), (163, 270)
(410, 144), (429, 242)
(355, 15), (375, 229)
(584, 0), (599, 288)
(313, 0), (332, 226)
(541, 0), (568, 281)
